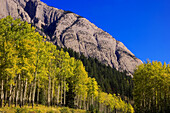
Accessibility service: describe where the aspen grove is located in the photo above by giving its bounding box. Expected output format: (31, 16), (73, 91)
(0, 16), (134, 113)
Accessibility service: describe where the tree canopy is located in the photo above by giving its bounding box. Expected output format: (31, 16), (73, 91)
(133, 61), (170, 113)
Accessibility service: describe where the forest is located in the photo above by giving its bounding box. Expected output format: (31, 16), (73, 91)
(133, 61), (170, 113)
(0, 16), (134, 113)
(1, 16), (169, 113)
(60, 47), (133, 100)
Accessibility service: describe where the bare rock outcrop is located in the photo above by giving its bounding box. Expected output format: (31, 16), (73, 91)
(0, 0), (142, 75)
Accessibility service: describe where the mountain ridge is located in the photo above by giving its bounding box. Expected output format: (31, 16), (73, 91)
(0, 0), (142, 75)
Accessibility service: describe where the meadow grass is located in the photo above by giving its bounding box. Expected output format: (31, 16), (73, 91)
(0, 105), (86, 113)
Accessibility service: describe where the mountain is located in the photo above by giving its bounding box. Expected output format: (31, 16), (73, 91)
(0, 0), (142, 75)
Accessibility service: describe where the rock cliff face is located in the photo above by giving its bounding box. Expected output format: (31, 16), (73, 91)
(0, 0), (142, 75)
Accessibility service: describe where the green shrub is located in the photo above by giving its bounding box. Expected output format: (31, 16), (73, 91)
(15, 108), (42, 113)
(29, 109), (41, 113)
(70, 109), (74, 113)
(15, 108), (29, 113)
(47, 110), (54, 113)
(60, 107), (71, 113)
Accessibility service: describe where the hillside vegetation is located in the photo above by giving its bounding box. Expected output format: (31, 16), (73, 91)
(133, 61), (170, 113)
(0, 16), (134, 113)
(0, 105), (86, 113)
(61, 47), (133, 100)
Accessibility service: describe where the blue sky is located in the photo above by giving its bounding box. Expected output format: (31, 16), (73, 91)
(41, 0), (170, 64)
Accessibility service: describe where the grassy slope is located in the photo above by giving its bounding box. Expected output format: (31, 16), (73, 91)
(0, 105), (86, 113)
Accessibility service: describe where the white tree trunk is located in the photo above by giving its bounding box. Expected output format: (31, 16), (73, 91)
(60, 80), (63, 105)
(92, 94), (94, 105)
(20, 81), (23, 107)
(4, 85), (7, 107)
(47, 75), (51, 106)
(23, 79), (28, 106)
(32, 71), (37, 108)
(57, 83), (60, 105)
(0, 80), (4, 107)
(37, 79), (39, 105)
(28, 83), (32, 106)
(12, 86), (15, 105)
(83, 95), (86, 110)
(79, 95), (82, 109)
(51, 79), (54, 106)
(64, 79), (66, 105)
(15, 74), (20, 107)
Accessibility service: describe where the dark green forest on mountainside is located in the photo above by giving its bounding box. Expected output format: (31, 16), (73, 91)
(57, 47), (133, 100)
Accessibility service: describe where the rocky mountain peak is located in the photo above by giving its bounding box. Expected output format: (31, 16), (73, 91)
(0, 0), (143, 75)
